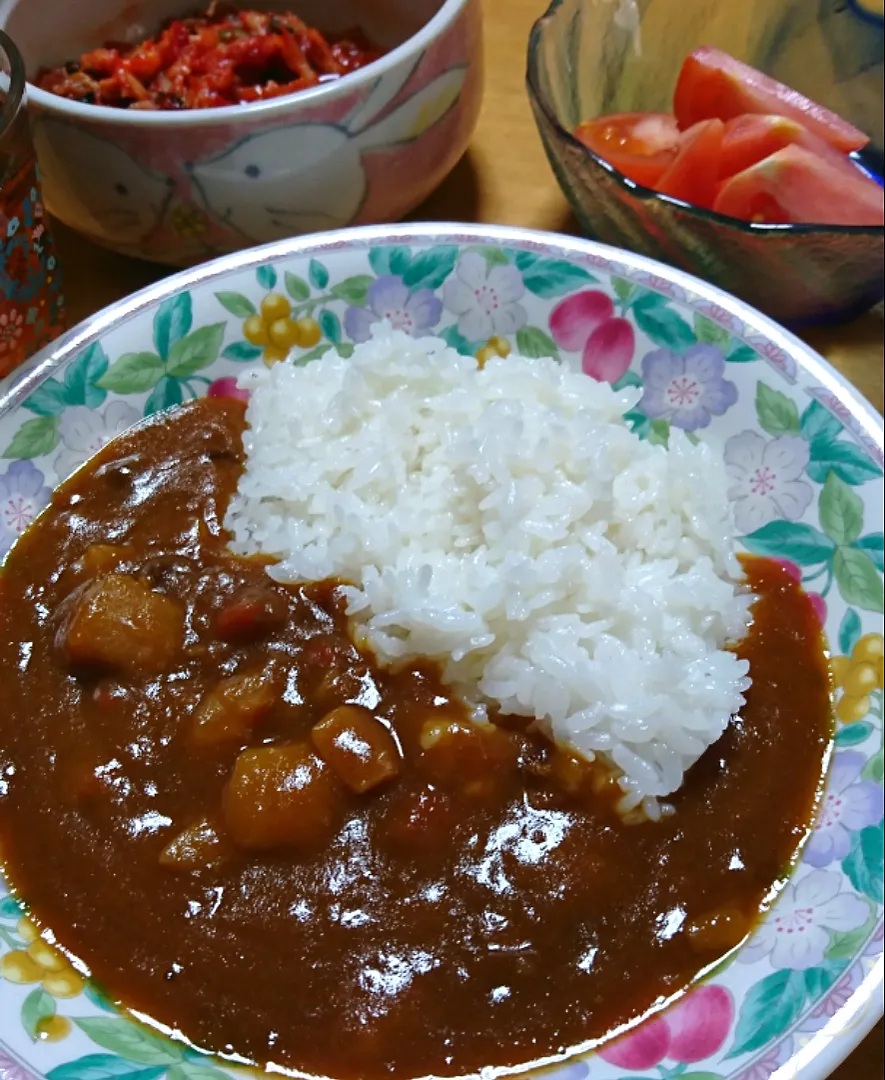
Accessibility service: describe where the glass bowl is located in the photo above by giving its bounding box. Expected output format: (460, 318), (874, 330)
(526, 0), (885, 327)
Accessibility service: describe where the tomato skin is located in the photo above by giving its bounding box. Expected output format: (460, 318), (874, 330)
(655, 119), (724, 209)
(674, 46), (868, 153)
(718, 114), (866, 181)
(712, 144), (885, 225)
(574, 112), (680, 187)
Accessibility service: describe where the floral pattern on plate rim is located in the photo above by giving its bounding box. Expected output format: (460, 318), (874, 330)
(0, 233), (882, 1080)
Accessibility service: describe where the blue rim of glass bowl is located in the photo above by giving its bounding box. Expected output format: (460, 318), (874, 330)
(525, 0), (885, 242)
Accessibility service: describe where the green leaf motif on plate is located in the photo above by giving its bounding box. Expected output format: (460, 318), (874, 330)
(726, 344), (757, 363)
(65, 342), (110, 408)
(84, 979), (118, 1013)
(802, 958), (848, 998)
(611, 370), (643, 391)
(47, 1058), (168, 1080)
(853, 534), (885, 572)
(611, 276), (636, 304)
(3, 415), (60, 459)
(519, 258), (597, 298)
(835, 721), (874, 747)
(21, 986), (56, 1040)
(755, 382), (800, 436)
(624, 407), (652, 440)
(214, 292), (256, 319)
(678, 1073), (726, 1080)
(24, 377), (68, 417)
(256, 264), (277, 291)
(438, 324), (480, 357)
(330, 275), (374, 307)
(144, 377), (185, 418)
(725, 968), (807, 1059)
(308, 259), (329, 291)
(862, 748), (884, 784)
(470, 246), (510, 269)
(827, 897), (876, 960)
(0, 894), (25, 918)
(167, 1063), (230, 1080)
(647, 419), (670, 447)
(319, 310), (342, 345)
(838, 608), (862, 655)
(807, 441), (883, 487)
(842, 819), (885, 903)
(632, 294), (695, 351)
(222, 342), (263, 362)
(741, 521), (835, 566)
(515, 326), (560, 361)
(834, 546), (884, 612)
(97, 353), (164, 395)
(166, 324), (226, 378)
(693, 313), (730, 350)
(401, 245), (458, 291)
(368, 245), (412, 278)
(292, 343), (335, 366)
(154, 294), (193, 361)
(819, 471), (864, 546)
(74, 1017), (184, 1066)
(800, 399), (843, 451)
(283, 273), (310, 302)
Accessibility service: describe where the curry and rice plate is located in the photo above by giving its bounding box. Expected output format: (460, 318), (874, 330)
(0, 326), (831, 1079)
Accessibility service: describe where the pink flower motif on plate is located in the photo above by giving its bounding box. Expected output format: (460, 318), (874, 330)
(442, 252), (526, 341)
(804, 751), (884, 869)
(345, 276), (442, 342)
(724, 430), (813, 534)
(739, 869), (869, 970)
(639, 344), (738, 431)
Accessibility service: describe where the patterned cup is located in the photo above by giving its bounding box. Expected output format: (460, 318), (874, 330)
(526, 0), (885, 327)
(0, 29), (65, 378)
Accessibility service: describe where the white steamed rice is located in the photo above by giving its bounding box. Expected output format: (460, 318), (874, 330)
(225, 324), (753, 816)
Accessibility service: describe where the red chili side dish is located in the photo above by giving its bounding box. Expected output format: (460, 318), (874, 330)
(35, 4), (384, 110)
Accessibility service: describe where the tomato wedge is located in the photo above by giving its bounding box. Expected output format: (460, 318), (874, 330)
(674, 46), (868, 153)
(712, 144), (885, 225)
(574, 112), (680, 187)
(718, 114), (866, 181)
(655, 119), (724, 209)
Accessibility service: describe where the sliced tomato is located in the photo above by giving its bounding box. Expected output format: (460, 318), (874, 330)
(712, 144), (885, 225)
(674, 46), (868, 154)
(718, 114), (866, 181)
(574, 112), (680, 187)
(655, 118), (724, 209)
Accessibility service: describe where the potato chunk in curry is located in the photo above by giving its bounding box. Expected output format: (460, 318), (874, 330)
(191, 670), (279, 747)
(311, 705), (401, 793)
(224, 743), (340, 851)
(159, 818), (230, 873)
(57, 573), (184, 673)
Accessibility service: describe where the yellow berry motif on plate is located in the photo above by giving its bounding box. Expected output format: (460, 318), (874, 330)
(476, 335), (511, 369)
(832, 632), (884, 725)
(35, 1014), (72, 1042)
(242, 294), (323, 367)
(0, 917), (85, 998)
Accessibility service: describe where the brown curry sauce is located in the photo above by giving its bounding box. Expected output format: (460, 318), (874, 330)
(0, 398), (832, 1079)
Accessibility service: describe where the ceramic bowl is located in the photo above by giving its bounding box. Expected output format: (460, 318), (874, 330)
(526, 0), (885, 327)
(0, 0), (482, 266)
(0, 223), (883, 1080)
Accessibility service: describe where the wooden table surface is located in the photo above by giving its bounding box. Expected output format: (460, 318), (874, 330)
(48, 0), (883, 1076)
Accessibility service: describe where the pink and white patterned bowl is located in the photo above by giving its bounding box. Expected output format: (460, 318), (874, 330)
(0, 0), (482, 266)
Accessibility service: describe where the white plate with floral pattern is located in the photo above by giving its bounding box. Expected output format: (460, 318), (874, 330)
(0, 224), (882, 1080)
